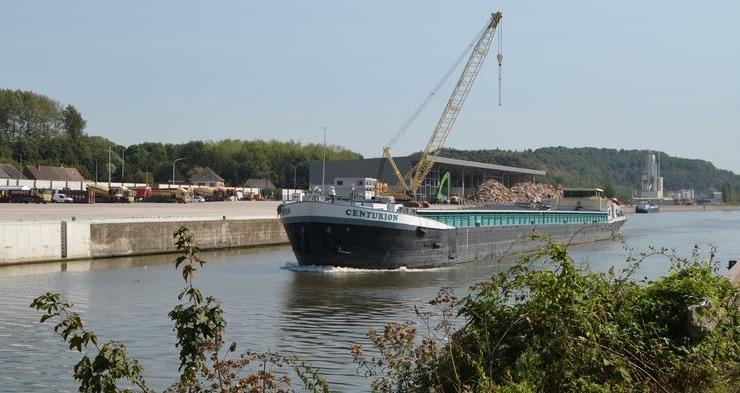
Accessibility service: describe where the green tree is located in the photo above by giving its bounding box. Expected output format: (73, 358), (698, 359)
(353, 240), (740, 392)
(31, 227), (331, 393)
(601, 183), (616, 198)
(442, 146), (740, 197)
(61, 104), (86, 140)
(721, 181), (733, 204)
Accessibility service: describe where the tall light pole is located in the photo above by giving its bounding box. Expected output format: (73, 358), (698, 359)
(322, 126), (327, 193)
(288, 164), (297, 190)
(172, 157), (186, 188)
(141, 150), (150, 186)
(121, 146), (129, 183)
(91, 158), (98, 183)
(108, 146), (112, 186)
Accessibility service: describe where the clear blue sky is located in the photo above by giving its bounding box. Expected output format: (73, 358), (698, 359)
(2, 1), (738, 173)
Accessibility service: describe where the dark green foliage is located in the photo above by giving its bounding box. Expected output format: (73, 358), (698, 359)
(169, 227), (226, 387)
(442, 147), (740, 201)
(62, 105), (86, 140)
(354, 239), (740, 392)
(0, 89), (361, 187)
(30, 293), (152, 393)
(720, 181), (740, 204)
(0, 89), (85, 171)
(602, 183), (616, 198)
(32, 226), (332, 393)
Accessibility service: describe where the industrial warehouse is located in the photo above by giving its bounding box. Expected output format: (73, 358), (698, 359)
(309, 154), (546, 202)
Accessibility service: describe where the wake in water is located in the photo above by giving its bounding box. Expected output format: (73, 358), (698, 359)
(281, 262), (447, 273)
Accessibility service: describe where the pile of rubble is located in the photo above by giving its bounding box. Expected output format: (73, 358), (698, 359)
(510, 182), (562, 203)
(468, 180), (562, 204)
(468, 179), (517, 203)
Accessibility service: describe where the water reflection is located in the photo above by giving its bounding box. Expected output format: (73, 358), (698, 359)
(0, 212), (738, 392)
(0, 245), (291, 278)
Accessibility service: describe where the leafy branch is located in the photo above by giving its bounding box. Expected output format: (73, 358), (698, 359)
(30, 293), (152, 393)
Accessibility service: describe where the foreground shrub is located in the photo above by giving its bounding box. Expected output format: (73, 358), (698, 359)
(32, 226), (330, 393)
(31, 228), (739, 392)
(353, 239), (740, 393)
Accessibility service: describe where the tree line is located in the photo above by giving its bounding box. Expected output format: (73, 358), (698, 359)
(721, 181), (740, 204)
(0, 89), (361, 188)
(3, 88), (739, 200)
(442, 146), (740, 202)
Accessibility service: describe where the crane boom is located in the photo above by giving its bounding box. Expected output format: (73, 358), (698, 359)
(384, 12), (502, 196)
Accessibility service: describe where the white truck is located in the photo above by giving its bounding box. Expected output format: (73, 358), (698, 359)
(52, 192), (74, 203)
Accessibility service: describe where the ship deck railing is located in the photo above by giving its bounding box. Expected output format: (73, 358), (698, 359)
(417, 209), (608, 228)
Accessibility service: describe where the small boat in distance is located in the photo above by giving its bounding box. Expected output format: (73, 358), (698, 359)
(635, 201), (660, 214)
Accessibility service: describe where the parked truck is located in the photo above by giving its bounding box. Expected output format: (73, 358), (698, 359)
(87, 184), (134, 203)
(131, 186), (153, 201)
(145, 188), (191, 203)
(0, 187), (52, 203)
(52, 191), (74, 203)
(193, 186), (228, 201)
(59, 189), (95, 203)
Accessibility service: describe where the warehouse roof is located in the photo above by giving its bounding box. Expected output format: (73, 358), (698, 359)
(0, 163), (25, 179)
(23, 164), (85, 181)
(245, 178), (275, 189)
(428, 156), (547, 176)
(309, 154), (547, 187)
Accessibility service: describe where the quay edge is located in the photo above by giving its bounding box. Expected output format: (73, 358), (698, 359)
(0, 218), (289, 266)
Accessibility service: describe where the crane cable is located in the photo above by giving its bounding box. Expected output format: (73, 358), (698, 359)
(385, 21), (490, 149)
(497, 19), (503, 107)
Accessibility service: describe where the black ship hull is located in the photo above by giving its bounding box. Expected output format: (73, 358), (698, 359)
(282, 211), (625, 269)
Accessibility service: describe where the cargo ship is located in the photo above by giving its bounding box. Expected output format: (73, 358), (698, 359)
(278, 13), (627, 269)
(278, 190), (626, 269)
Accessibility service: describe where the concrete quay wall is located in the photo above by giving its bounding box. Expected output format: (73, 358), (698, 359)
(0, 221), (64, 263)
(0, 218), (288, 266)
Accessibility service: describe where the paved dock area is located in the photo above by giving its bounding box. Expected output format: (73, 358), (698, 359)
(0, 201), (282, 222)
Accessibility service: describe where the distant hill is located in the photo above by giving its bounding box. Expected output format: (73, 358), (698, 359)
(441, 147), (740, 198)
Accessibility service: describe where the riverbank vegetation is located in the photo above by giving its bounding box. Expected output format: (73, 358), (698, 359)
(0, 89), (360, 188)
(352, 238), (740, 392)
(31, 227), (332, 393)
(442, 147), (740, 202)
(721, 181), (740, 204)
(31, 228), (739, 392)
(3, 89), (740, 198)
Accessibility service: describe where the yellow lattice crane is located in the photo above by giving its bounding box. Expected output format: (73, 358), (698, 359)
(383, 12), (502, 197)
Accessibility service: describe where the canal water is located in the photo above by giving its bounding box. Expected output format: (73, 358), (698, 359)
(1, 211), (738, 392)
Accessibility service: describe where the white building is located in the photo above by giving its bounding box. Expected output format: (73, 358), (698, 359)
(640, 153), (664, 199)
(668, 189), (695, 203)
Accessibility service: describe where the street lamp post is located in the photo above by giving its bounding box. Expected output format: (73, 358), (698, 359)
(172, 157), (186, 187)
(121, 147), (126, 182)
(288, 164), (297, 190)
(322, 126), (327, 193)
(91, 158), (98, 183)
(108, 146), (112, 186)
